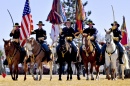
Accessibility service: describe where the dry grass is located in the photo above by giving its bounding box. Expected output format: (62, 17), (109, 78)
(0, 75), (130, 86)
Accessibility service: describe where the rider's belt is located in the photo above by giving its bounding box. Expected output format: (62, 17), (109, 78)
(12, 38), (19, 43)
(66, 37), (72, 41)
(38, 37), (44, 41)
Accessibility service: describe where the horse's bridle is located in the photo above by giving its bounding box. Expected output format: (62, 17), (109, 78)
(82, 36), (95, 56)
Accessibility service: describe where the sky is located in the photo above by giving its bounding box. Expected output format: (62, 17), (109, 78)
(0, 0), (130, 47)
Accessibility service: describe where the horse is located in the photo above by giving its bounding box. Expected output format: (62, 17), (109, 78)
(80, 33), (100, 80)
(3, 39), (26, 80)
(25, 37), (53, 81)
(104, 30), (129, 80)
(56, 36), (81, 81)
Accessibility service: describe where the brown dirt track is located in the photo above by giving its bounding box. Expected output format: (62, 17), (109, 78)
(0, 75), (130, 86)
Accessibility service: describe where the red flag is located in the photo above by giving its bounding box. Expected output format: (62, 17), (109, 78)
(75, 0), (85, 33)
(121, 16), (128, 46)
(20, 0), (33, 47)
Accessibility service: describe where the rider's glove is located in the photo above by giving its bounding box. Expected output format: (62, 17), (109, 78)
(11, 27), (16, 33)
(113, 37), (119, 41)
(90, 36), (94, 40)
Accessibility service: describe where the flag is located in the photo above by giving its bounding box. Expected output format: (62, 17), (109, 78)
(46, 0), (66, 24)
(20, 0), (33, 47)
(121, 16), (128, 46)
(47, 0), (66, 44)
(50, 24), (60, 43)
(75, 0), (85, 33)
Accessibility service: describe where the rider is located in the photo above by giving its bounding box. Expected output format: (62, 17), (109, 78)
(31, 21), (52, 62)
(56, 19), (77, 60)
(3, 23), (21, 65)
(10, 23), (20, 47)
(100, 21), (124, 64)
(80, 19), (101, 64)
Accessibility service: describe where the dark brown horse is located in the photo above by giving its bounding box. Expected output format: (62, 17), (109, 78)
(80, 34), (100, 80)
(3, 39), (26, 80)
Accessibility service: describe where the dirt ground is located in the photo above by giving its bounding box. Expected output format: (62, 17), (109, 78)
(0, 75), (130, 86)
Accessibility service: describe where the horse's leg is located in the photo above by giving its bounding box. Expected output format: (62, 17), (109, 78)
(49, 61), (53, 81)
(23, 61), (28, 81)
(66, 62), (69, 80)
(35, 63), (39, 80)
(16, 63), (19, 80)
(121, 64), (125, 80)
(90, 63), (94, 80)
(105, 56), (111, 80)
(69, 62), (73, 80)
(95, 65), (100, 80)
(75, 62), (81, 80)
(85, 62), (89, 80)
(30, 62), (35, 80)
(13, 63), (17, 80)
(58, 62), (62, 81)
(39, 62), (43, 81)
(9, 64), (14, 80)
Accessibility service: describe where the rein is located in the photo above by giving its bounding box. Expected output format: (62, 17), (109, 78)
(83, 44), (95, 57)
(7, 43), (18, 64)
(106, 46), (117, 57)
(33, 44), (43, 58)
(82, 36), (95, 57)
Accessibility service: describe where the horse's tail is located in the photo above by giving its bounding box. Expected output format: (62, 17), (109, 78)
(124, 52), (130, 69)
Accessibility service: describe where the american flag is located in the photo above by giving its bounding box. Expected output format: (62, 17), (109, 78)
(20, 0), (33, 46)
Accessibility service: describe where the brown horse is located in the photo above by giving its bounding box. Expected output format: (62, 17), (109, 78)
(3, 39), (26, 80)
(80, 34), (100, 80)
(25, 37), (53, 81)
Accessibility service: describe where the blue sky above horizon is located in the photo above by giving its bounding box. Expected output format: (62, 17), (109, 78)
(0, 0), (130, 47)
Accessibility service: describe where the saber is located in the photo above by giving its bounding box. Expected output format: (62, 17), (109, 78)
(111, 5), (115, 22)
(7, 9), (14, 26)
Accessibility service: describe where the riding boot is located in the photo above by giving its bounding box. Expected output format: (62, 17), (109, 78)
(46, 51), (52, 62)
(3, 59), (8, 65)
(119, 52), (124, 64)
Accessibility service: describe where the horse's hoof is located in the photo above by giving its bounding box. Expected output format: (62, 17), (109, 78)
(50, 77), (52, 81)
(77, 77), (80, 80)
(108, 78), (111, 80)
(86, 78), (89, 80)
(70, 77), (72, 80)
(67, 77), (69, 81)
(91, 78), (94, 80)
(34, 77), (38, 81)
(58, 78), (62, 81)
(24, 78), (26, 81)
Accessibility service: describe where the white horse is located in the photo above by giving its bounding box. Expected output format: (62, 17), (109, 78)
(105, 30), (129, 80)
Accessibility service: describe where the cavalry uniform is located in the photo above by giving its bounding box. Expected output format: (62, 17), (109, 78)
(10, 23), (20, 46)
(31, 21), (51, 62)
(80, 20), (101, 64)
(101, 21), (124, 64)
(56, 20), (77, 53)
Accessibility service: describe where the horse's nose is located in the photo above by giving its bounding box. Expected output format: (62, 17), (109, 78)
(108, 42), (110, 44)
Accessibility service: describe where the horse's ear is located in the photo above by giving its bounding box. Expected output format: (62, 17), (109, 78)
(9, 39), (11, 42)
(104, 29), (107, 33)
(3, 39), (5, 42)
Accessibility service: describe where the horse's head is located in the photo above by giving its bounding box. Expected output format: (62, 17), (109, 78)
(105, 29), (113, 46)
(26, 37), (37, 56)
(3, 39), (13, 55)
(82, 33), (92, 50)
(59, 35), (70, 52)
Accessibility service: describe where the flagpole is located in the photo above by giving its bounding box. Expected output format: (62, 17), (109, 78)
(111, 5), (115, 22)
